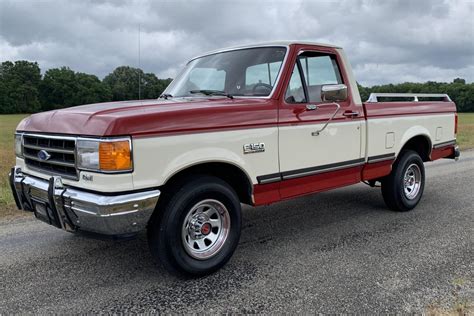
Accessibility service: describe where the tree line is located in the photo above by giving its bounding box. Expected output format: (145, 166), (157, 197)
(358, 78), (473, 112)
(0, 60), (172, 114)
(0, 60), (473, 113)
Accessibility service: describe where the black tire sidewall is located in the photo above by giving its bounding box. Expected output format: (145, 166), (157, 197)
(393, 151), (425, 210)
(155, 177), (241, 276)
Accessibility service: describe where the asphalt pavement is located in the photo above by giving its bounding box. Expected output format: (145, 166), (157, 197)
(1, 151), (473, 313)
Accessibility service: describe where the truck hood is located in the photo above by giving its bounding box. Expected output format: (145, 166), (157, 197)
(17, 98), (276, 137)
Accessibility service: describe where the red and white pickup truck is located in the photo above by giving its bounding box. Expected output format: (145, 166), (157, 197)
(10, 41), (460, 276)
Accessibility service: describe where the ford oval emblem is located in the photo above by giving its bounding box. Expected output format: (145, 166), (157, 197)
(37, 150), (52, 161)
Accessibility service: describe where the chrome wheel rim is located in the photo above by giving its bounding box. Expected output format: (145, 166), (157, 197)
(182, 199), (231, 260)
(403, 163), (422, 200)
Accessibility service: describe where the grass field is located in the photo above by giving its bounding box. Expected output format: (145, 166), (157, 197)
(0, 113), (473, 218)
(0, 114), (28, 217)
(457, 113), (474, 150)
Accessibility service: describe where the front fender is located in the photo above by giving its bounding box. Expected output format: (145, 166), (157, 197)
(160, 147), (253, 185)
(131, 127), (279, 190)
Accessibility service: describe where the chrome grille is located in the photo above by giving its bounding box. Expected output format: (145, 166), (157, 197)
(23, 134), (78, 179)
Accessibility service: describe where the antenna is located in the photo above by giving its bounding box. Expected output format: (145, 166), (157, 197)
(138, 23), (141, 100)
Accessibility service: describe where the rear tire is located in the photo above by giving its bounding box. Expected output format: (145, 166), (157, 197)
(381, 150), (425, 212)
(148, 175), (241, 277)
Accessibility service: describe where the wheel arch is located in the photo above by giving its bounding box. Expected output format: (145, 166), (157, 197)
(160, 160), (254, 206)
(398, 133), (432, 162)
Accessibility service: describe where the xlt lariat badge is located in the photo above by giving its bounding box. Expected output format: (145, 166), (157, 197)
(243, 143), (265, 154)
(82, 174), (93, 182)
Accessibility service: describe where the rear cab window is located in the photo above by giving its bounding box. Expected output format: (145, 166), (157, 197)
(246, 62), (281, 86)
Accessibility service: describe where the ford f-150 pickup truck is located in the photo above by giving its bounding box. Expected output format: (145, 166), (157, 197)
(9, 41), (460, 276)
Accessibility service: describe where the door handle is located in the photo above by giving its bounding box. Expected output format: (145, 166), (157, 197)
(343, 111), (359, 118)
(306, 104), (318, 111)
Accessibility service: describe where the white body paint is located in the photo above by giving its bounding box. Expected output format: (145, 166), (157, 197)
(131, 127), (279, 189)
(365, 113), (455, 159)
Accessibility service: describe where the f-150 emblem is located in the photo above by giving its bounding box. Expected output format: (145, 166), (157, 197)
(37, 150), (52, 161)
(243, 143), (265, 154)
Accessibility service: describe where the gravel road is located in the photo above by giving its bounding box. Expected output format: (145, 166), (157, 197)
(1, 151), (473, 313)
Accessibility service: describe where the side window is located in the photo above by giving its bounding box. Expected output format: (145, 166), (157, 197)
(285, 63), (306, 103)
(299, 54), (342, 102)
(188, 68), (226, 91)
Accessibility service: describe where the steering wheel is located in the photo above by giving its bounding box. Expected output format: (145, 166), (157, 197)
(252, 82), (273, 94)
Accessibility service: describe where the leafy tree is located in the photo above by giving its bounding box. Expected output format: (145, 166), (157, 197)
(103, 66), (171, 101)
(103, 66), (143, 101)
(39, 67), (112, 110)
(0, 61), (41, 114)
(141, 73), (172, 99)
(39, 67), (77, 110)
(73, 72), (112, 105)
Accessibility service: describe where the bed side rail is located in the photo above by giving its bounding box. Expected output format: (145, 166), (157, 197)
(367, 93), (452, 103)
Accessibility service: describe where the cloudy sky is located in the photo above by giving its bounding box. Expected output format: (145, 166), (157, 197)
(0, 0), (473, 86)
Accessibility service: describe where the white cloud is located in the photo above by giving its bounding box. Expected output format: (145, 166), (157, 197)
(0, 0), (473, 85)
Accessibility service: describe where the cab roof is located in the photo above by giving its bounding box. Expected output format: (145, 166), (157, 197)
(191, 41), (342, 61)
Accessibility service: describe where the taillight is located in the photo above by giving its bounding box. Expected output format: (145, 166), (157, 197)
(454, 113), (458, 135)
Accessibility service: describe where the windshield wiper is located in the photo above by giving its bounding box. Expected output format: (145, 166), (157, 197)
(159, 93), (173, 99)
(190, 90), (233, 99)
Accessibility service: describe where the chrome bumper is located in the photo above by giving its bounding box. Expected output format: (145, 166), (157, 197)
(9, 167), (160, 236)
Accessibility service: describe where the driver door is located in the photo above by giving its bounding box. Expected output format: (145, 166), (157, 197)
(278, 50), (363, 198)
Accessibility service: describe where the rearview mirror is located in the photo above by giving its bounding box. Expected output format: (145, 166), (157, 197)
(321, 84), (347, 102)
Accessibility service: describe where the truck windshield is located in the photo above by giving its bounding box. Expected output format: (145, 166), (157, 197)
(163, 47), (287, 98)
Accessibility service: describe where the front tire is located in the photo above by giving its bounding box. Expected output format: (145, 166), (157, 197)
(148, 176), (242, 277)
(381, 150), (425, 212)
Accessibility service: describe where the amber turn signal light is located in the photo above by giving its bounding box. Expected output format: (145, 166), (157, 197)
(99, 140), (132, 171)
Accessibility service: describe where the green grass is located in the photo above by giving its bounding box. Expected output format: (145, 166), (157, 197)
(0, 113), (473, 218)
(0, 114), (28, 217)
(457, 113), (474, 150)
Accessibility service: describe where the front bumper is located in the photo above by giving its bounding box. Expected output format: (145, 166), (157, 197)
(9, 166), (160, 236)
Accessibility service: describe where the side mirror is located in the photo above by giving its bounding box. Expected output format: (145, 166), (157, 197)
(321, 84), (347, 102)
